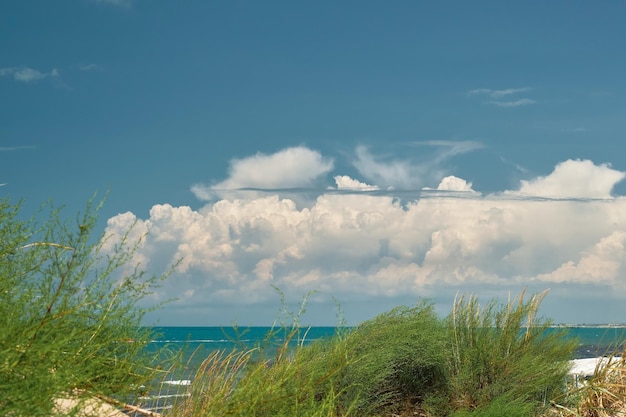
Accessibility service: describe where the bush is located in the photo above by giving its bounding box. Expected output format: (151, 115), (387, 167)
(169, 292), (579, 417)
(338, 302), (448, 415)
(441, 290), (576, 416)
(0, 197), (171, 416)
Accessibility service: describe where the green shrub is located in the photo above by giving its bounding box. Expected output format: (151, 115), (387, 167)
(0, 197), (171, 416)
(338, 302), (448, 415)
(169, 292), (578, 417)
(442, 291), (576, 416)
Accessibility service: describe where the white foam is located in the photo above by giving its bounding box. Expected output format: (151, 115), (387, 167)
(162, 379), (192, 386)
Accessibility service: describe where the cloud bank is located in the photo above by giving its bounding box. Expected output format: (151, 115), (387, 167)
(104, 147), (626, 325)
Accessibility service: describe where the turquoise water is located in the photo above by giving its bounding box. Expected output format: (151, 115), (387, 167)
(149, 326), (626, 360)
(148, 326), (341, 371)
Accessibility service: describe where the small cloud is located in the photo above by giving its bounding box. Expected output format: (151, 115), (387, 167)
(191, 146), (334, 201)
(0, 68), (16, 77)
(487, 98), (536, 108)
(435, 176), (475, 192)
(0, 145), (36, 152)
(467, 88), (535, 108)
(500, 156), (530, 174)
(411, 140), (485, 156)
(78, 64), (100, 71)
(0, 66), (59, 83)
(333, 176), (379, 191)
(467, 87), (531, 99)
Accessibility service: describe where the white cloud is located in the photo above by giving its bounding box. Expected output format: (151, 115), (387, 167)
(411, 140), (484, 158)
(467, 87), (535, 108)
(468, 87), (531, 98)
(333, 176), (379, 191)
(105, 153), (626, 324)
(535, 231), (626, 285)
(352, 141), (482, 190)
(511, 159), (625, 199)
(79, 64), (100, 71)
(487, 98), (536, 108)
(352, 145), (419, 189)
(0, 145), (36, 152)
(191, 146), (334, 201)
(0, 66), (59, 83)
(435, 176), (475, 192)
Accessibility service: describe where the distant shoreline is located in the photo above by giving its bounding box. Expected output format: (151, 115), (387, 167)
(551, 324), (626, 329)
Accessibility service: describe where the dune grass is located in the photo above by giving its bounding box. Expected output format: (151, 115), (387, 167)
(165, 292), (584, 417)
(551, 346), (626, 417)
(441, 290), (577, 416)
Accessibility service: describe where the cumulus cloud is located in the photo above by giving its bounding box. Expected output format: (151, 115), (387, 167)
(191, 146), (334, 201)
(0, 67), (59, 83)
(435, 176), (475, 192)
(333, 176), (379, 191)
(105, 152), (626, 324)
(511, 159), (625, 199)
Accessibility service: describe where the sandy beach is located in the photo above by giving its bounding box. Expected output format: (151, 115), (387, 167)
(54, 394), (162, 417)
(54, 397), (127, 417)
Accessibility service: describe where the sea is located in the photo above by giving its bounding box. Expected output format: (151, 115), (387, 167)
(130, 325), (626, 415)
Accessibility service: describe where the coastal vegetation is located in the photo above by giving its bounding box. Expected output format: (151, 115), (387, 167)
(1, 196), (625, 416)
(168, 292), (580, 417)
(0, 197), (172, 416)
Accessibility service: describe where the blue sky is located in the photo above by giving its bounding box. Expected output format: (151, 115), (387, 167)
(3, 0), (626, 326)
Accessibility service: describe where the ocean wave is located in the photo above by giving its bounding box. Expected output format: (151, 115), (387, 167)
(161, 379), (192, 386)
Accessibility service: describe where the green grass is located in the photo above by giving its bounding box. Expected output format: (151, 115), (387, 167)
(166, 292), (579, 417)
(441, 291), (577, 415)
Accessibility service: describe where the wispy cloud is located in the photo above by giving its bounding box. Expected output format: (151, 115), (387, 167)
(467, 87), (536, 108)
(411, 140), (485, 157)
(353, 141), (484, 190)
(78, 63), (100, 71)
(468, 87), (531, 98)
(487, 98), (536, 108)
(0, 145), (36, 152)
(0, 67), (59, 83)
